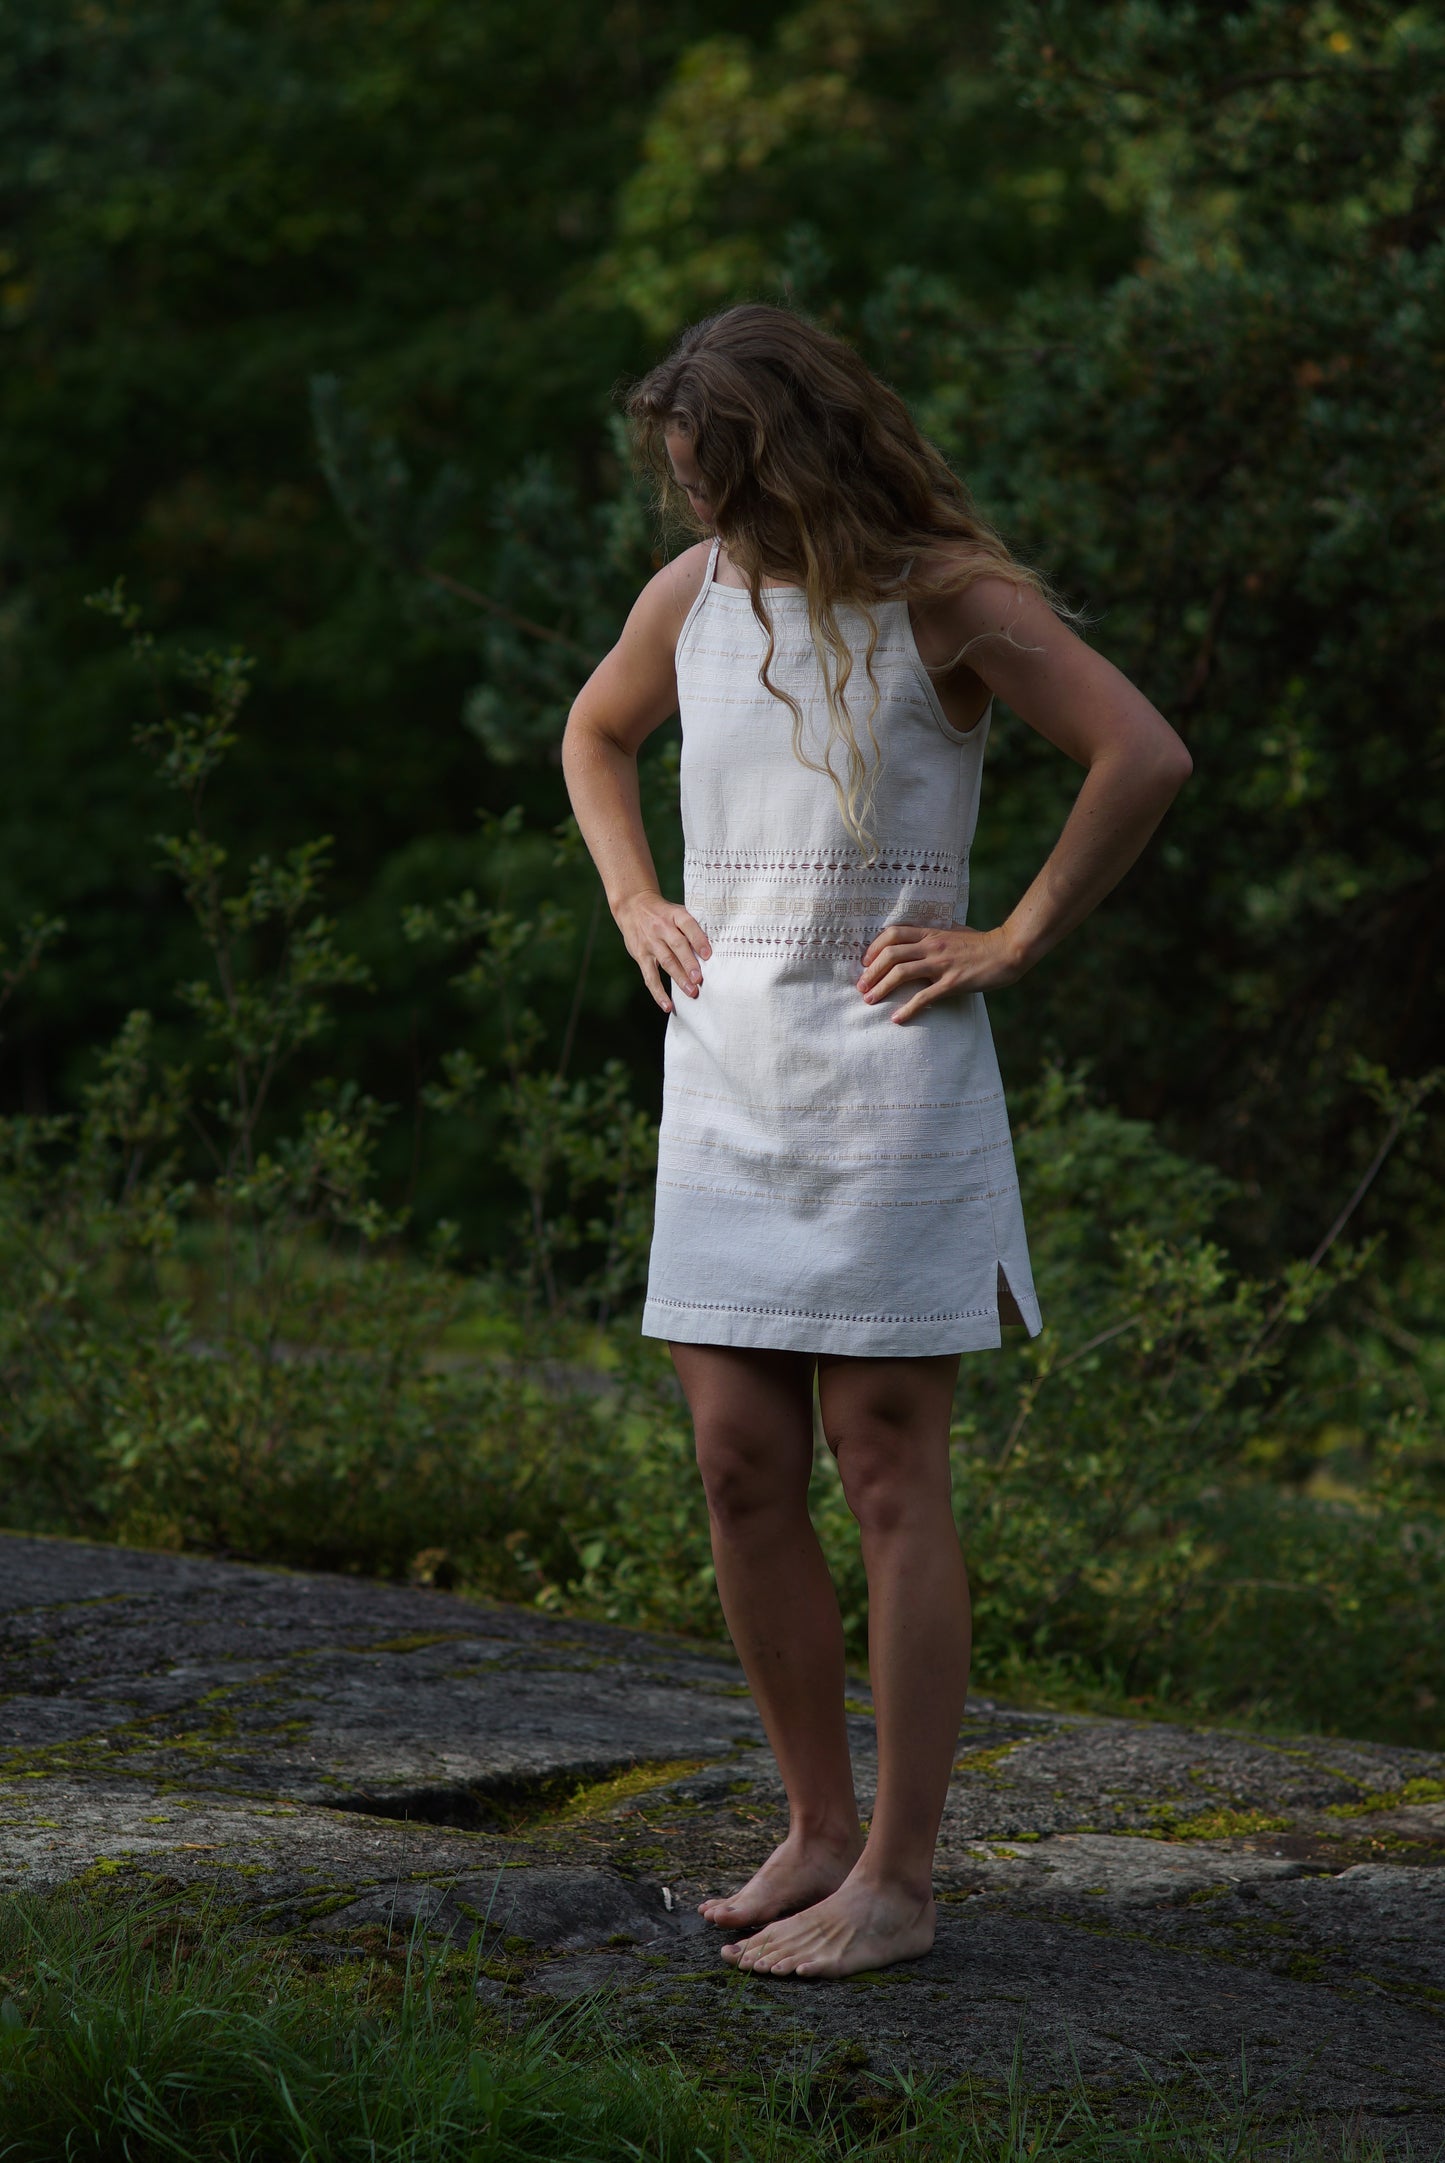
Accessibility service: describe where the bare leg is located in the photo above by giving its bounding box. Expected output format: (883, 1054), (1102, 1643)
(722, 1350), (967, 1978)
(670, 1342), (864, 1928)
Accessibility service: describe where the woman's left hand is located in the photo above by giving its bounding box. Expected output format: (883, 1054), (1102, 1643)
(857, 922), (1031, 1024)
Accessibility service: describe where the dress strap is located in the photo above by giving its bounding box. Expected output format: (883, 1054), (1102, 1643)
(892, 555), (917, 635)
(674, 537), (721, 661)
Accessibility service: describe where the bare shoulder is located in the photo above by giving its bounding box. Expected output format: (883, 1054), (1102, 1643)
(568, 540), (714, 751)
(913, 544), (1059, 643)
(911, 541), (1182, 769)
(629, 540), (713, 643)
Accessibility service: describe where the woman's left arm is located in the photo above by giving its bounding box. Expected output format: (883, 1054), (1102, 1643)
(859, 577), (1194, 1024)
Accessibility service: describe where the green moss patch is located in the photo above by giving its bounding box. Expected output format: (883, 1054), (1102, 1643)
(1326, 1776), (1445, 1819)
(1139, 1806), (1291, 1843)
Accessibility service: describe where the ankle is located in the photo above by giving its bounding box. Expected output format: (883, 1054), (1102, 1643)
(849, 1848), (935, 1905)
(787, 1813), (864, 1854)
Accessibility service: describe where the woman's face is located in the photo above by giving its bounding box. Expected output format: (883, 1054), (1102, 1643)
(663, 423), (717, 528)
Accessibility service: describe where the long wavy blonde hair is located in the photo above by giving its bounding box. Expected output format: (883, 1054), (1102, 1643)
(626, 302), (1067, 859)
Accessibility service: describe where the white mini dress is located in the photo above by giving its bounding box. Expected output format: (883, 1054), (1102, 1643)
(640, 541), (1043, 1358)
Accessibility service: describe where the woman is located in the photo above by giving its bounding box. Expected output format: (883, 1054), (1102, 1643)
(562, 304), (1191, 1979)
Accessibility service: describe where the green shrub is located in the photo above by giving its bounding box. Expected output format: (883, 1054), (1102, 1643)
(1, 596), (1442, 1751)
(552, 1071), (1445, 1745)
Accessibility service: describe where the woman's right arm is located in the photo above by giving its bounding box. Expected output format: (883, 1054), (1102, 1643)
(561, 545), (714, 1015)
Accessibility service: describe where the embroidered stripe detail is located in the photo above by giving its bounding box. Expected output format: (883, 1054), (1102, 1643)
(690, 899), (957, 927)
(668, 1086), (1004, 1114)
(663, 1131), (1004, 1167)
(698, 927), (954, 957)
(655, 1178), (1019, 1211)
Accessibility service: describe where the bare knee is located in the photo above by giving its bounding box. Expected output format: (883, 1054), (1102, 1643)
(818, 1356), (957, 1537)
(694, 1419), (807, 1535)
(830, 1431), (917, 1537)
(825, 1416), (952, 1539)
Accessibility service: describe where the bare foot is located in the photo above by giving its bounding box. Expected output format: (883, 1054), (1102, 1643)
(720, 1871), (935, 1978)
(697, 1828), (863, 1931)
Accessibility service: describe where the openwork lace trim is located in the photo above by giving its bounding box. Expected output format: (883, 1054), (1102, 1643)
(701, 922), (957, 956)
(682, 850), (964, 951)
(686, 848), (962, 879)
(645, 1296), (997, 1324)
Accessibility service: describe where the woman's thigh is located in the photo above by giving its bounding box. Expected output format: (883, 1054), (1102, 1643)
(815, 1352), (961, 1524)
(670, 1342), (817, 1517)
(816, 1352), (960, 1439)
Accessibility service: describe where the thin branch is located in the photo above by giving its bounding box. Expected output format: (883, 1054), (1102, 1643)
(1205, 62), (1391, 102)
(557, 887), (604, 1083)
(1246, 1074), (1440, 1366)
(996, 1384), (1037, 1470)
(1055, 1312), (1143, 1374)
(1177, 579), (1230, 715)
(1360, 1303), (1424, 1359)
(1045, 53), (1390, 108)
(1304, 1113), (1403, 1274)
(421, 566), (599, 665)
(404, 1008), (425, 1213)
(183, 1103), (227, 1177)
(996, 1311), (1142, 1464)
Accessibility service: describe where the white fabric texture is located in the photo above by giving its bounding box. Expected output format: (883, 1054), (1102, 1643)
(640, 542), (1044, 1357)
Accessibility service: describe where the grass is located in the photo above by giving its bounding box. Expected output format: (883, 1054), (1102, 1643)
(0, 1888), (1434, 2162)
(0, 1888), (712, 2162)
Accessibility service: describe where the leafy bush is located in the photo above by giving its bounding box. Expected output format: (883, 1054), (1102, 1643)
(555, 1067), (1445, 1746)
(0, 595), (653, 1593)
(1, 598), (1441, 1750)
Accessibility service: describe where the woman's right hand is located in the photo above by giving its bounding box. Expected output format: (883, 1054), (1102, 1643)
(614, 891), (712, 1013)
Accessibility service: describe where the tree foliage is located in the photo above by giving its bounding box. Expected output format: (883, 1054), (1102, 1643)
(964, 1), (1445, 1257)
(1, 0), (1440, 1288)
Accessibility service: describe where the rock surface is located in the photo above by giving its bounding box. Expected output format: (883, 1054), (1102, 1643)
(3, 1531), (1442, 2143)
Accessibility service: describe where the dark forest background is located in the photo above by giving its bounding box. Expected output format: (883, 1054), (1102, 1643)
(2, 1), (1441, 1740)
